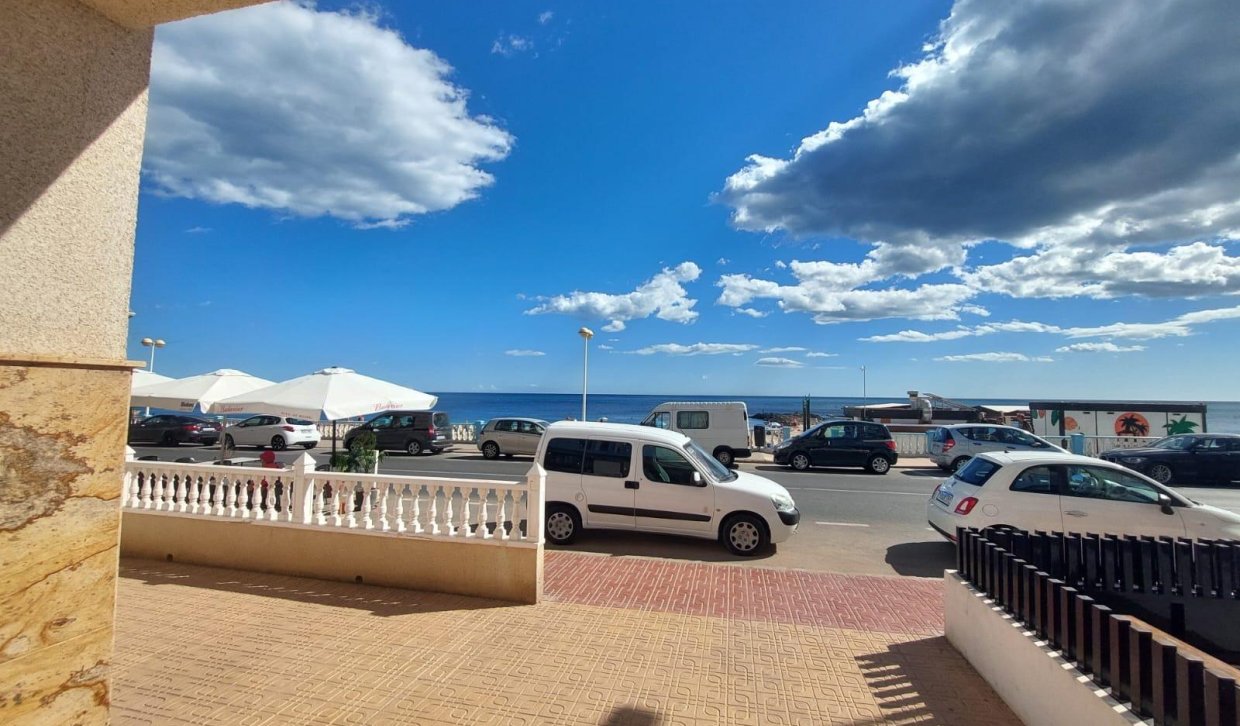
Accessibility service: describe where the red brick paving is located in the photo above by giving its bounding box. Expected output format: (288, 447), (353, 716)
(545, 551), (944, 635)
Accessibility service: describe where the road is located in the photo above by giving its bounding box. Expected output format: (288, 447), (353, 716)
(129, 442), (1240, 579)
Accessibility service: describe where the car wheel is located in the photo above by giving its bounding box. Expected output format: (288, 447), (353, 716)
(223, 434), (235, 451)
(722, 514), (769, 556)
(714, 447), (734, 467)
(545, 504), (581, 545)
(951, 456), (971, 473)
(1148, 463), (1174, 485)
(406, 439), (423, 456)
(302, 442), (315, 450)
(161, 432), (178, 446)
(789, 452), (811, 471)
(866, 455), (891, 474)
(481, 441), (500, 459)
(271, 435), (287, 451)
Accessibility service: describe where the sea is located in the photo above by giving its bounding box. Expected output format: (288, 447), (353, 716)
(429, 392), (1240, 434)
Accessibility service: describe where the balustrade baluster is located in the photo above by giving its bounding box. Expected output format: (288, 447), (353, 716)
(346, 481), (360, 529)
(428, 485), (441, 535)
(313, 480), (327, 526)
(151, 471), (166, 510)
(410, 484), (424, 534)
(137, 471), (151, 508)
(330, 481), (344, 527)
(475, 487), (488, 539)
(459, 487), (474, 537)
(375, 483), (389, 531)
(441, 485), (456, 536)
(260, 477), (273, 521)
(187, 476), (201, 514)
(173, 474), (187, 512)
(493, 487), (507, 540)
(226, 476), (240, 517)
(513, 487), (527, 540)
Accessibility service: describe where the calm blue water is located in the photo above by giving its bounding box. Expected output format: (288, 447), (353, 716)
(430, 393), (1240, 433)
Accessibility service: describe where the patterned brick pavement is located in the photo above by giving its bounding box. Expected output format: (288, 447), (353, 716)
(112, 553), (1017, 725)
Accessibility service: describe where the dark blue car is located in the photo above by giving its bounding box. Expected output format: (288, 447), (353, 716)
(1100, 434), (1240, 486)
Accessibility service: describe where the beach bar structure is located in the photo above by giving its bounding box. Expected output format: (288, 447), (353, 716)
(1028, 399), (1208, 438)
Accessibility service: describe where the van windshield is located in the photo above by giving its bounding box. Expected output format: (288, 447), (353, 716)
(684, 441), (737, 482)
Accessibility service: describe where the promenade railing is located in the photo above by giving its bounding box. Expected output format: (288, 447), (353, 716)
(315, 421), (479, 443)
(957, 527), (1240, 724)
(122, 451), (542, 543)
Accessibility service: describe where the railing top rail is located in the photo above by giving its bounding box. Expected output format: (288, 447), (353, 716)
(313, 470), (525, 488)
(125, 460), (279, 476)
(124, 458), (521, 488)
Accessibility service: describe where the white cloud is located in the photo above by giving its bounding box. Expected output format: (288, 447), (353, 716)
(756, 357), (803, 368)
(184, 226), (210, 234)
(718, 0), (1240, 301)
(718, 269), (976, 323)
(145, 2), (511, 228)
(760, 346), (806, 353)
(774, 260), (788, 269)
(505, 349), (545, 357)
(1055, 342), (1146, 353)
(538, 11), (554, 24)
(734, 307), (768, 318)
(717, 257), (730, 266)
(630, 343), (758, 356)
(861, 320), (1062, 343)
(491, 35), (533, 56)
(526, 262), (702, 327)
(936, 352), (1054, 363)
(805, 352), (838, 358)
(597, 344), (614, 351)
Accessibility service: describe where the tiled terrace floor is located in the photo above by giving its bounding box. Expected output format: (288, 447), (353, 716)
(112, 552), (1017, 725)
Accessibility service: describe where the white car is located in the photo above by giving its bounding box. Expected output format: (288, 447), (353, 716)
(928, 451), (1240, 541)
(224, 415), (321, 451)
(535, 421), (800, 555)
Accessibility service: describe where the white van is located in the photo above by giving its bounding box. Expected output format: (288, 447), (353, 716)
(535, 422), (799, 556)
(639, 401), (752, 466)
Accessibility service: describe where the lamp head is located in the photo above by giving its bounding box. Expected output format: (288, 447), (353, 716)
(141, 337), (153, 346)
(578, 327), (594, 340)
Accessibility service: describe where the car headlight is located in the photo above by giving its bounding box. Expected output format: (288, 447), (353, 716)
(1121, 457), (1146, 464)
(774, 440), (791, 450)
(771, 492), (796, 512)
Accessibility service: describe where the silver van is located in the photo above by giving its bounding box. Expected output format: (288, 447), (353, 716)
(928, 424), (1064, 472)
(477, 417), (548, 459)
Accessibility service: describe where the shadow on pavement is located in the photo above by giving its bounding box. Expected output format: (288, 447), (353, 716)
(901, 468), (951, 478)
(884, 541), (956, 578)
(855, 636), (1021, 725)
(119, 557), (517, 616)
(563, 530), (775, 563)
(601, 706), (661, 725)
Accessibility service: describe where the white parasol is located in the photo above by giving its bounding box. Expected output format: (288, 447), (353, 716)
(130, 368), (278, 413)
(210, 366), (437, 421)
(131, 369), (173, 392)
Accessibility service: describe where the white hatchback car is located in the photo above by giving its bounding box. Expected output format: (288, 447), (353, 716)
(928, 451), (1240, 541)
(535, 422), (800, 555)
(224, 415), (321, 451)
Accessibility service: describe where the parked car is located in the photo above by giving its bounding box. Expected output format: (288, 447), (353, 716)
(535, 421), (799, 556)
(772, 420), (897, 474)
(342, 410), (453, 456)
(928, 424), (1063, 472)
(927, 451), (1240, 541)
(639, 401), (752, 466)
(477, 417), (547, 459)
(128, 415), (220, 446)
(224, 415), (320, 451)
(1099, 433), (1240, 486)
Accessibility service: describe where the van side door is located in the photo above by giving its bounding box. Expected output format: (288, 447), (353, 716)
(578, 438), (636, 529)
(635, 444), (714, 535)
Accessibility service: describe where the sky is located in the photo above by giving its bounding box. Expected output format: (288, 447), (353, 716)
(128, 0), (1240, 400)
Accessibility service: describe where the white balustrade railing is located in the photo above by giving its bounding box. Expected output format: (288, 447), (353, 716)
(122, 449), (543, 545)
(315, 422), (366, 440)
(1080, 435), (1160, 457)
(451, 423), (478, 443)
(893, 432), (930, 456)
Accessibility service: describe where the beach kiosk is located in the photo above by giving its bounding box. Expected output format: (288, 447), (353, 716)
(1028, 400), (1208, 438)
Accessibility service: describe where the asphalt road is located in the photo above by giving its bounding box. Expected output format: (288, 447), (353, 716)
(129, 442), (1240, 579)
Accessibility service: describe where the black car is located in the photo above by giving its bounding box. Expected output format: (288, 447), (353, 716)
(128, 414), (220, 446)
(773, 420), (898, 474)
(1100, 433), (1240, 486)
(342, 410), (453, 456)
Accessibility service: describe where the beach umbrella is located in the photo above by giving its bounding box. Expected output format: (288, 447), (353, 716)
(131, 369), (173, 392)
(210, 366), (439, 456)
(130, 368), (277, 413)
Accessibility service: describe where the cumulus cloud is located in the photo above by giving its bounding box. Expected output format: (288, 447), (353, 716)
(526, 262), (702, 329)
(1055, 342), (1146, 353)
(505, 349), (545, 357)
(718, 0), (1240, 299)
(756, 357), (803, 368)
(734, 307), (768, 318)
(861, 320), (1062, 343)
(492, 35), (533, 56)
(630, 343), (758, 356)
(144, 2), (511, 228)
(936, 352), (1054, 363)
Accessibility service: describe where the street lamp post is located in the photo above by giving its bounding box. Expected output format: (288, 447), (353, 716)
(578, 327), (594, 421)
(141, 337), (165, 416)
(860, 365), (867, 421)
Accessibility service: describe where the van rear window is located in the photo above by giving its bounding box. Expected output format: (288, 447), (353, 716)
(433, 413), (451, 429)
(956, 458), (1000, 487)
(544, 437), (585, 474)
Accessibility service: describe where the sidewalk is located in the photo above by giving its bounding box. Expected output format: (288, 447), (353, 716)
(112, 552), (1016, 725)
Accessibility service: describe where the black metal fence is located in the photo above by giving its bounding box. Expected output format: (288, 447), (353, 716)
(957, 527), (1240, 725)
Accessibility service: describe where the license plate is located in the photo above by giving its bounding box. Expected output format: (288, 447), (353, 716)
(934, 485), (954, 507)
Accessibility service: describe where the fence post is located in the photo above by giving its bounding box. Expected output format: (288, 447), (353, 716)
(526, 463), (546, 544)
(291, 452), (317, 525)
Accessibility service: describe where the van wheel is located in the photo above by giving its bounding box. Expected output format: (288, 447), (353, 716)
(545, 504), (580, 545)
(789, 452), (811, 471)
(950, 456), (970, 473)
(722, 514), (768, 556)
(713, 447), (734, 467)
(406, 440), (423, 456)
(866, 455), (891, 474)
(481, 441), (500, 459)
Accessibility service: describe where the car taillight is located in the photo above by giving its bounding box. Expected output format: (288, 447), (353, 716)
(931, 484), (941, 498)
(427, 425), (436, 437)
(282, 425), (294, 432)
(943, 438), (955, 453)
(884, 440), (897, 451)
(954, 496), (979, 515)
(182, 424), (200, 431)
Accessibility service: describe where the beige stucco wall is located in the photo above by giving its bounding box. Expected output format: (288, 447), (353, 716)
(121, 512), (545, 604)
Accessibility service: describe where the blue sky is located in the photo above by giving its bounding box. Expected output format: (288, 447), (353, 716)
(129, 0), (1240, 400)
